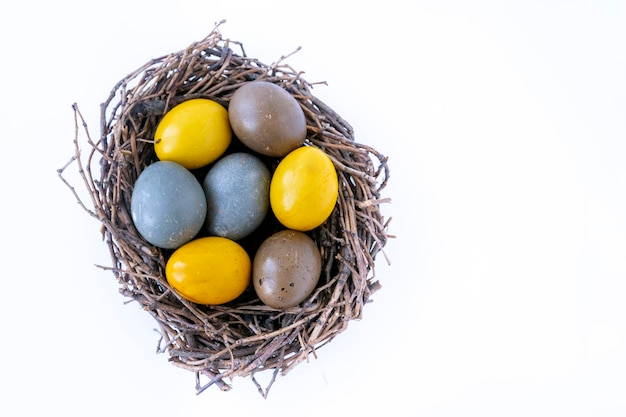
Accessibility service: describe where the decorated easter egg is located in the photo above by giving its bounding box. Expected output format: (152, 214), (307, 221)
(131, 161), (206, 249)
(270, 146), (338, 231)
(253, 230), (322, 309)
(166, 236), (251, 305)
(202, 152), (271, 240)
(154, 98), (231, 169)
(228, 81), (307, 157)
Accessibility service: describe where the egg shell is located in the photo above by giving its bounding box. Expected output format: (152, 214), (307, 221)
(154, 98), (232, 169)
(269, 146), (339, 231)
(131, 161), (207, 249)
(228, 81), (307, 157)
(202, 152), (271, 240)
(253, 230), (322, 309)
(166, 236), (251, 305)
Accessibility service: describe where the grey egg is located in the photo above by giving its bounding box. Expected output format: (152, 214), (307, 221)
(131, 161), (207, 249)
(203, 152), (271, 240)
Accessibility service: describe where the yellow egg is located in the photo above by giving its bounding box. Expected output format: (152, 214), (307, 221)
(270, 146), (339, 231)
(165, 237), (251, 305)
(154, 98), (231, 169)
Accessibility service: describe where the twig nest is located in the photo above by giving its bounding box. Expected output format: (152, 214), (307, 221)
(60, 21), (390, 396)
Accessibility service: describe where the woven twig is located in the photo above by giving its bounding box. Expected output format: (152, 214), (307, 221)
(58, 21), (390, 396)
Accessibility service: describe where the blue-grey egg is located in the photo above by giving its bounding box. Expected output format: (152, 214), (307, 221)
(202, 152), (270, 240)
(131, 161), (207, 249)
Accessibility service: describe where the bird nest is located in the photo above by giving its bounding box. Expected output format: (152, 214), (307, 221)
(59, 21), (390, 396)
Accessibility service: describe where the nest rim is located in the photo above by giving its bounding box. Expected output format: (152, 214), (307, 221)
(61, 21), (390, 396)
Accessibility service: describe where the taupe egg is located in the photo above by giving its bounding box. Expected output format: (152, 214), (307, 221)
(228, 81), (307, 157)
(253, 230), (321, 309)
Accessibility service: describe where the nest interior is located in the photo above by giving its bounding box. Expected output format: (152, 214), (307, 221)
(60, 22), (390, 396)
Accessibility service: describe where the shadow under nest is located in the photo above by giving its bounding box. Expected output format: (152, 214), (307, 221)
(60, 21), (391, 397)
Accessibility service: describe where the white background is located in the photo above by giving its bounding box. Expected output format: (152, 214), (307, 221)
(1, 1), (625, 416)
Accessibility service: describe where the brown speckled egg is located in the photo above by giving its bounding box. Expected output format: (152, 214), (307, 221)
(253, 230), (321, 309)
(228, 81), (307, 157)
